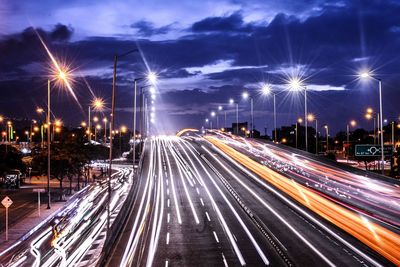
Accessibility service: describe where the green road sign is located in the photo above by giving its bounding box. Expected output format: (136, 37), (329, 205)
(355, 144), (393, 157)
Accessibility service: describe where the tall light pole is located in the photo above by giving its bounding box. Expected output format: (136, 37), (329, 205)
(289, 78), (308, 151)
(361, 72), (385, 174)
(365, 108), (377, 145)
(133, 75), (156, 167)
(325, 125), (329, 153)
(205, 118), (209, 131)
(103, 117), (108, 143)
(47, 79), (51, 209)
(347, 120), (357, 161)
(218, 105), (223, 129)
(108, 49), (138, 233)
(296, 118), (303, 149)
(307, 114), (317, 154)
(261, 84), (277, 142)
(211, 111), (216, 130)
(242, 92), (253, 138)
(229, 99), (239, 135)
(391, 121), (395, 149)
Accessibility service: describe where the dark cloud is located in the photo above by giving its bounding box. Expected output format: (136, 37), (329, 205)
(191, 12), (253, 33)
(1, 1), (400, 133)
(130, 20), (172, 37)
(50, 24), (73, 41)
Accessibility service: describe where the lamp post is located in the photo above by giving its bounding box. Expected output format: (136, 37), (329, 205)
(205, 118), (209, 131)
(242, 92), (253, 138)
(261, 84), (277, 142)
(218, 105), (223, 129)
(346, 120), (356, 161)
(289, 78), (308, 151)
(324, 125), (329, 153)
(210, 111), (216, 130)
(108, 49), (138, 233)
(103, 117), (108, 143)
(361, 72), (385, 174)
(391, 121), (395, 149)
(296, 118), (303, 149)
(229, 99), (239, 135)
(133, 75), (156, 168)
(307, 114), (317, 154)
(47, 79), (51, 209)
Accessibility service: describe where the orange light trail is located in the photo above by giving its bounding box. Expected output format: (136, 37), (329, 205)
(205, 136), (400, 266)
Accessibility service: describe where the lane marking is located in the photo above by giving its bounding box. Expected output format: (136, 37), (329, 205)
(213, 231), (220, 243)
(205, 211), (211, 222)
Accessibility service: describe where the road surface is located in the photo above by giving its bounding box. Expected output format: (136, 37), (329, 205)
(108, 136), (396, 266)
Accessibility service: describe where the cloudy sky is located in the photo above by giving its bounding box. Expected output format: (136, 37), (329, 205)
(1, 0), (400, 134)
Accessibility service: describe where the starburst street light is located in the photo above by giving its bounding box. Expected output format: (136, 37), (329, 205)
(307, 113), (318, 154)
(289, 77), (303, 91)
(147, 72), (158, 85)
(92, 97), (105, 111)
(242, 91), (254, 138)
(360, 71), (384, 174)
(261, 84), (278, 142)
(289, 77), (309, 152)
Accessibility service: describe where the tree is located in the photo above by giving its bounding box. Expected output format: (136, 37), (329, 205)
(0, 144), (25, 175)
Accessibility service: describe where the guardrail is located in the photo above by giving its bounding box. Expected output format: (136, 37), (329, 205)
(96, 141), (147, 266)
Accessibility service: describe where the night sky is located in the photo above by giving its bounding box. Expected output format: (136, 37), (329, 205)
(1, 0), (400, 135)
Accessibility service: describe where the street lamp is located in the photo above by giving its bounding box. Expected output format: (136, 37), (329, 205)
(307, 114), (318, 154)
(360, 72), (385, 174)
(261, 84), (277, 142)
(25, 131), (29, 142)
(229, 98), (239, 135)
(132, 72), (157, 169)
(365, 108), (378, 145)
(346, 120), (357, 161)
(210, 111), (216, 130)
(289, 78), (308, 152)
(107, 48), (139, 233)
(218, 105), (223, 129)
(324, 125), (329, 152)
(89, 97), (105, 142)
(103, 117), (108, 143)
(242, 91), (254, 138)
(296, 117), (303, 149)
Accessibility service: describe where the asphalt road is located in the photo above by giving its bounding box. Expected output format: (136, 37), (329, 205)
(108, 136), (395, 267)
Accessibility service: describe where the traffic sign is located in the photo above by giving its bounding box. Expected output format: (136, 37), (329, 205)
(2, 196), (12, 241)
(33, 188), (45, 193)
(355, 145), (393, 157)
(1, 196), (13, 208)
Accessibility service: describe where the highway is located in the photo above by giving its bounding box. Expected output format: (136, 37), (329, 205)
(1, 134), (399, 266)
(212, 132), (400, 228)
(0, 165), (133, 267)
(108, 135), (396, 267)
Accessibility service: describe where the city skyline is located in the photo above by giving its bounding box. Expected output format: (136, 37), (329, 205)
(1, 0), (400, 134)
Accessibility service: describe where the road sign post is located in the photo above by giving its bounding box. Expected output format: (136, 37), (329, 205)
(33, 189), (45, 217)
(2, 196), (13, 241)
